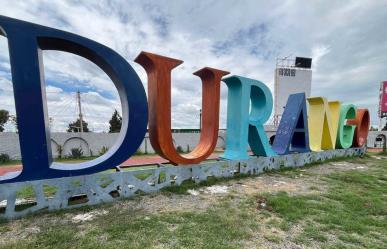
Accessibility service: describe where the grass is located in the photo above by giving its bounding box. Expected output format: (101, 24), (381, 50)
(377, 150), (387, 156)
(260, 157), (386, 248)
(0, 159), (22, 166)
(16, 185), (58, 199)
(1, 197), (261, 249)
(0, 154), (385, 248)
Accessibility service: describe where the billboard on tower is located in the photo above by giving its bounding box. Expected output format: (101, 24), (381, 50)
(274, 62), (312, 117)
(379, 81), (387, 118)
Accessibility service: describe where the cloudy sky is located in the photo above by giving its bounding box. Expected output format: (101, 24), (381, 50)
(0, 0), (386, 132)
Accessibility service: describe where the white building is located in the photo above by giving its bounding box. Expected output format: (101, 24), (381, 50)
(273, 57), (312, 126)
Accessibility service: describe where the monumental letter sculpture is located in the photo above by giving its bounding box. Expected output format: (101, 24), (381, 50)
(0, 15), (372, 186)
(272, 93), (310, 154)
(347, 109), (370, 147)
(336, 104), (357, 149)
(0, 15), (148, 183)
(308, 97), (340, 151)
(135, 51), (229, 165)
(222, 76), (276, 160)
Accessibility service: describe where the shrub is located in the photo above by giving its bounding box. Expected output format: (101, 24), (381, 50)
(56, 145), (63, 159)
(98, 146), (109, 156)
(135, 149), (143, 155)
(68, 147), (83, 159)
(177, 146), (184, 153)
(0, 153), (10, 163)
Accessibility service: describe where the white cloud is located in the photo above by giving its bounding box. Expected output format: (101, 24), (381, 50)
(0, 0), (386, 132)
(311, 45), (330, 70)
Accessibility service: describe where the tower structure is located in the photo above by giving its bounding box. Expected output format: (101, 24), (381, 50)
(273, 56), (312, 126)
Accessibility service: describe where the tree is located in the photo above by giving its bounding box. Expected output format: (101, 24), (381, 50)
(0, 110), (9, 132)
(109, 109), (122, 133)
(9, 115), (18, 132)
(67, 118), (90, 132)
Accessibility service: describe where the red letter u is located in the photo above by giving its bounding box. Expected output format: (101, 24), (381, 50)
(135, 51), (229, 165)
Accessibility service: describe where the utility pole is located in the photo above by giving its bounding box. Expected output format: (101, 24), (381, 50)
(48, 117), (53, 131)
(77, 90), (83, 133)
(378, 117), (383, 131)
(199, 109), (202, 131)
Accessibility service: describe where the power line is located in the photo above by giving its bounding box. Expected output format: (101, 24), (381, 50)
(49, 95), (75, 117)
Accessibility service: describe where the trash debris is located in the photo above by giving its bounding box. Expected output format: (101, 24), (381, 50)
(187, 189), (200, 196)
(72, 210), (108, 223)
(256, 196), (273, 211)
(204, 185), (229, 194)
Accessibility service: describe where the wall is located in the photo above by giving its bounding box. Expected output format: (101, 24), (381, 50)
(367, 131), (387, 148)
(0, 129), (377, 160)
(0, 131), (228, 160)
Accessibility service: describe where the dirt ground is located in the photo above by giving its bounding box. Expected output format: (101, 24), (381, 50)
(0, 156), (383, 249)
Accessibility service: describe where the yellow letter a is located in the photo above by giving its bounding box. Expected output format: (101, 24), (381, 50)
(307, 97), (340, 151)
